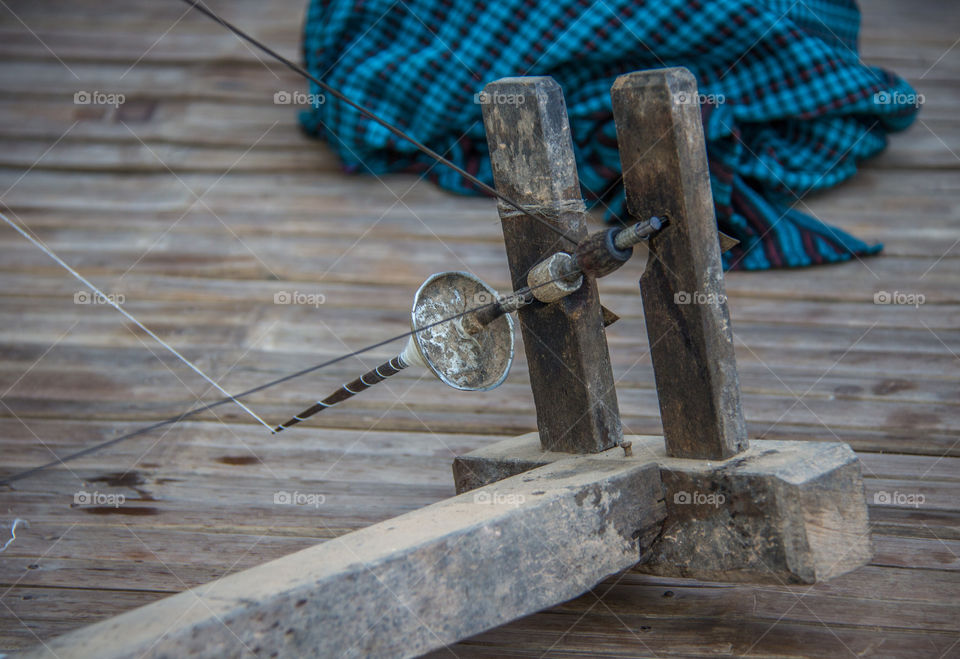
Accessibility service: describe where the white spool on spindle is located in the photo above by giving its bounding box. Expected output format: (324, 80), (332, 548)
(526, 252), (583, 303)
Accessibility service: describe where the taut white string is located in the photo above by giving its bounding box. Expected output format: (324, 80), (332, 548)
(0, 518), (27, 553)
(0, 211), (273, 431)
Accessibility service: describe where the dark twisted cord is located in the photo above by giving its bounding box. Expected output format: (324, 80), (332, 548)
(0, 4), (669, 484)
(179, 0), (579, 247)
(0, 273), (570, 486)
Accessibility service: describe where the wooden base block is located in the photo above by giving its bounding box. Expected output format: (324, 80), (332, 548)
(454, 434), (873, 584)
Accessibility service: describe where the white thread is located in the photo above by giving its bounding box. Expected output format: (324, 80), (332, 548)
(399, 338), (424, 368)
(0, 518), (28, 553)
(343, 383), (359, 394)
(0, 212), (272, 431)
(496, 199), (585, 220)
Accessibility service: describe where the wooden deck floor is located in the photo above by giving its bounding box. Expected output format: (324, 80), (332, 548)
(1, 0), (958, 656)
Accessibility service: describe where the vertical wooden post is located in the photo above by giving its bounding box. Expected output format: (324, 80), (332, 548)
(481, 77), (621, 454)
(611, 68), (748, 460)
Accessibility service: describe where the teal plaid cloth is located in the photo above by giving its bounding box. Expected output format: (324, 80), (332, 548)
(300, 0), (920, 269)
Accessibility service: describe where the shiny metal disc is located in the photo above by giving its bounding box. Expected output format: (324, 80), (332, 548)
(411, 271), (515, 391)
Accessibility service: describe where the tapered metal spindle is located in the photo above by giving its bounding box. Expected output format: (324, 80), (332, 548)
(271, 271), (519, 435)
(272, 220), (679, 434)
(274, 354), (412, 432)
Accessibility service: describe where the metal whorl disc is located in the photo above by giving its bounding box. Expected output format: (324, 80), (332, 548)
(411, 271), (515, 392)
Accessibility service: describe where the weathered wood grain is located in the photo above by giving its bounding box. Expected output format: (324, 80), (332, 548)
(455, 433), (872, 583)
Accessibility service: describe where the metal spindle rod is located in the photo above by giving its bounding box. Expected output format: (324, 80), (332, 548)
(273, 219), (670, 433)
(614, 215), (665, 251)
(470, 216), (668, 329)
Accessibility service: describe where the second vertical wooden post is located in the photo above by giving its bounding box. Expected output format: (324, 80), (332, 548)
(611, 68), (748, 460)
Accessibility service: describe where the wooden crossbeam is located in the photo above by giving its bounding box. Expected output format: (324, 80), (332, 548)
(19, 458), (665, 659)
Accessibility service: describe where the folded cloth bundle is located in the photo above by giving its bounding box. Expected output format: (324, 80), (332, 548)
(300, 0), (920, 269)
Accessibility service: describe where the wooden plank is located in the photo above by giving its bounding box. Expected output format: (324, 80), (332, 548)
(0, 139), (339, 174)
(0, 394), (954, 460)
(0, 232), (956, 306)
(2, 201), (959, 268)
(3, 351), (957, 428)
(439, 616), (960, 658)
(0, 61), (306, 103)
(1, 121), (954, 175)
(4, 166), (960, 240)
(0, 99), (323, 149)
(0, 317), (956, 439)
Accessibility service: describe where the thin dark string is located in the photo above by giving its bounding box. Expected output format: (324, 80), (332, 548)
(0, 273), (575, 486)
(1, 2), (624, 484)
(179, 0), (579, 248)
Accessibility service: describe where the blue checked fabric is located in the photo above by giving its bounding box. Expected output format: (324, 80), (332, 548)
(300, 0), (920, 269)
